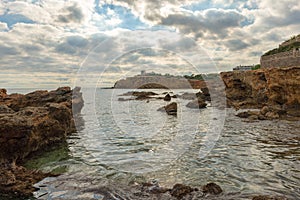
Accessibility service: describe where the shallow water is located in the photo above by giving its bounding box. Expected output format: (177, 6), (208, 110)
(17, 88), (300, 199)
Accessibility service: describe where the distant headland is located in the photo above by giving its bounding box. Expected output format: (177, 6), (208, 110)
(113, 71), (219, 89)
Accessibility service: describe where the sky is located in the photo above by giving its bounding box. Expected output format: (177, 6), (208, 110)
(0, 0), (299, 88)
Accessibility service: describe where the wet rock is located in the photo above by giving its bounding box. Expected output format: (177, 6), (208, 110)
(0, 164), (51, 197)
(158, 102), (177, 115)
(265, 111), (280, 119)
(170, 183), (194, 199)
(201, 87), (210, 96)
(186, 99), (207, 109)
(120, 91), (158, 101)
(0, 87), (84, 197)
(163, 94), (171, 101)
(118, 97), (134, 101)
(202, 182), (222, 195)
(236, 111), (260, 119)
(237, 109), (282, 121)
(121, 91), (158, 97)
(236, 111), (251, 118)
(140, 180), (170, 194)
(252, 195), (288, 200)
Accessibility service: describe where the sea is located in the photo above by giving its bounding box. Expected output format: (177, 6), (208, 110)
(6, 88), (300, 199)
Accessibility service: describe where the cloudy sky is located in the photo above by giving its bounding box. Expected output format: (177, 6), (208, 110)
(0, 0), (299, 88)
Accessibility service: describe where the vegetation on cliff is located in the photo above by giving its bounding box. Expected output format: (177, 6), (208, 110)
(263, 34), (300, 56)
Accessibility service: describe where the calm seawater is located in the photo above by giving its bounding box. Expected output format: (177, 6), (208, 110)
(8, 88), (300, 199)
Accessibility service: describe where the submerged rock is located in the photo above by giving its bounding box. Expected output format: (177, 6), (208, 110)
(202, 182), (222, 195)
(170, 183), (195, 199)
(186, 99), (207, 109)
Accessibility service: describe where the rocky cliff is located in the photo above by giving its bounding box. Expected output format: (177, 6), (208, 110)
(114, 76), (207, 89)
(221, 66), (300, 119)
(0, 87), (83, 197)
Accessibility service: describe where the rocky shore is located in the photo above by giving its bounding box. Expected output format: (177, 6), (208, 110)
(221, 66), (300, 120)
(0, 87), (83, 197)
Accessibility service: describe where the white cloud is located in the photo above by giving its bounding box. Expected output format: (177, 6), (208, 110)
(0, 0), (299, 88)
(0, 22), (7, 31)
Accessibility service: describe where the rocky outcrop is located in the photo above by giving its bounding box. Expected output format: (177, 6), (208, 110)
(221, 66), (300, 119)
(0, 87), (83, 197)
(36, 175), (223, 200)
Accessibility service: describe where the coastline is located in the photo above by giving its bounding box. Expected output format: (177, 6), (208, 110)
(0, 66), (299, 199)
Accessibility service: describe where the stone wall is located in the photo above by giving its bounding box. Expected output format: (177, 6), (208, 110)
(260, 49), (300, 68)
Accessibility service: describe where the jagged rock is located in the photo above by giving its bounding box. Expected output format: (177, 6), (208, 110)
(158, 102), (177, 115)
(202, 182), (222, 195)
(170, 184), (194, 199)
(163, 94), (171, 101)
(221, 66), (300, 119)
(186, 99), (207, 109)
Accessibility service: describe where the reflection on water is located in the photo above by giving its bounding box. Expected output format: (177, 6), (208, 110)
(31, 89), (299, 199)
